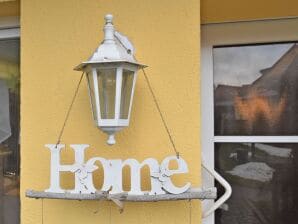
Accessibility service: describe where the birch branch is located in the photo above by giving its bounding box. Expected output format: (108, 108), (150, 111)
(26, 187), (216, 202)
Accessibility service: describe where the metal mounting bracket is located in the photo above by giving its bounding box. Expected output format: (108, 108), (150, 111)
(201, 160), (232, 218)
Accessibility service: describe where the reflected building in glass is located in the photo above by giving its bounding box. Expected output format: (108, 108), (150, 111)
(213, 43), (298, 224)
(215, 43), (298, 136)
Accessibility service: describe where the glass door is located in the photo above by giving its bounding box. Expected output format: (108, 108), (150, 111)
(201, 19), (298, 224)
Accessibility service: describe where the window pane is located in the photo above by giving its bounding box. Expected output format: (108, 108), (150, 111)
(86, 72), (97, 121)
(97, 69), (116, 119)
(215, 143), (298, 224)
(214, 43), (298, 135)
(0, 39), (20, 224)
(120, 70), (134, 119)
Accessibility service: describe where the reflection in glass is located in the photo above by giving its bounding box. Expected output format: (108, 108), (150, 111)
(0, 39), (20, 224)
(214, 43), (298, 135)
(0, 80), (11, 143)
(120, 70), (134, 119)
(97, 69), (116, 119)
(215, 143), (298, 224)
(86, 72), (97, 121)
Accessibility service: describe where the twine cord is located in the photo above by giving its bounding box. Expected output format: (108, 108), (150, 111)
(141, 68), (180, 158)
(115, 33), (179, 157)
(55, 72), (84, 147)
(109, 202), (112, 224)
(41, 199), (44, 224)
(189, 200), (192, 224)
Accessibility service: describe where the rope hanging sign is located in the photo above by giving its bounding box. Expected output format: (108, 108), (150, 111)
(25, 69), (216, 204)
(25, 14), (217, 206)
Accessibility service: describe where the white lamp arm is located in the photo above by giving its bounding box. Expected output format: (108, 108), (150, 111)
(201, 161), (232, 218)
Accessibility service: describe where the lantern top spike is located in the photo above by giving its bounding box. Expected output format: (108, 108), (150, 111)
(105, 14), (113, 23)
(103, 14), (115, 44)
(74, 14), (146, 71)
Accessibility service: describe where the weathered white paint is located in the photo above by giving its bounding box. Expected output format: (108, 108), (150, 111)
(45, 144), (191, 195)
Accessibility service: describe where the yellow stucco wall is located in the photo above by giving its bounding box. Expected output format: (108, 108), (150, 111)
(0, 0), (19, 17)
(201, 0), (298, 24)
(21, 1), (201, 224)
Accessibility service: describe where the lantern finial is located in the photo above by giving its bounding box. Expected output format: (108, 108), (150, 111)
(103, 14), (115, 44)
(105, 14), (113, 24)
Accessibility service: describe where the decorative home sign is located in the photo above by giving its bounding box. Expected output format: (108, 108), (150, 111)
(45, 144), (190, 195)
(26, 144), (216, 203)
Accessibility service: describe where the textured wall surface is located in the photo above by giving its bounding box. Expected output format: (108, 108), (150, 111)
(21, 1), (201, 224)
(201, 0), (298, 24)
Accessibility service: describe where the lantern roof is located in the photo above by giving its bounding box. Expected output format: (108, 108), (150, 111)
(74, 14), (146, 71)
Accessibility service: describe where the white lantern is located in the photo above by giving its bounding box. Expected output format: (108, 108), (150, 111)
(75, 14), (146, 145)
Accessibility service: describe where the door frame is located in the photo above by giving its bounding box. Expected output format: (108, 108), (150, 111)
(0, 16), (19, 39)
(201, 18), (298, 224)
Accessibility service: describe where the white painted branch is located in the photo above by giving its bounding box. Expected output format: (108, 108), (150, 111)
(26, 187), (216, 202)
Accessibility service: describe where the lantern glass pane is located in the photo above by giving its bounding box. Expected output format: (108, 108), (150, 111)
(120, 70), (134, 119)
(97, 68), (116, 119)
(87, 72), (97, 121)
